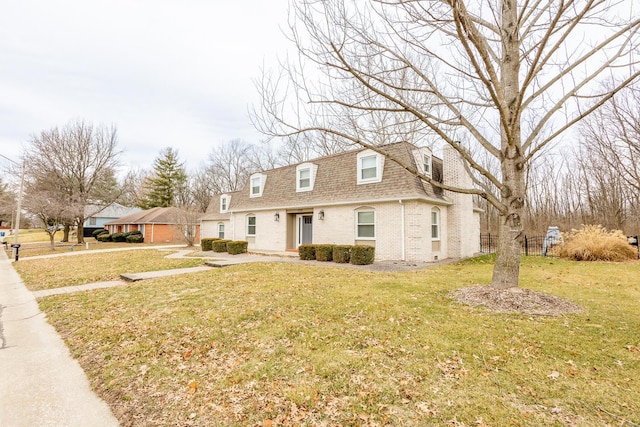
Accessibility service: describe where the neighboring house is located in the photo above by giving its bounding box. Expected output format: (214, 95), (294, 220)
(201, 142), (481, 262)
(104, 206), (200, 244)
(83, 203), (142, 237)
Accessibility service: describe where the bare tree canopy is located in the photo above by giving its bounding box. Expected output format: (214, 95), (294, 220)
(254, 0), (640, 288)
(22, 119), (122, 244)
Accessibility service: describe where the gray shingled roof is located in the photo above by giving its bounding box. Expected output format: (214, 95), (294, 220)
(222, 142), (446, 213)
(104, 206), (195, 225)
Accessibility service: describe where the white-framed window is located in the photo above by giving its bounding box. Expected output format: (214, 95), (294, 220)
(423, 154), (431, 176)
(250, 173), (266, 198)
(247, 215), (256, 236)
(296, 163), (317, 192)
(220, 195), (230, 212)
(431, 207), (440, 240)
(357, 150), (383, 184)
(356, 210), (375, 239)
(218, 223), (225, 239)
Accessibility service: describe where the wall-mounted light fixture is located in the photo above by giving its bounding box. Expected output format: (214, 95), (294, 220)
(274, 212), (280, 222)
(318, 210), (325, 220)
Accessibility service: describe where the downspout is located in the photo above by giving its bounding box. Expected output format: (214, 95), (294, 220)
(151, 223), (155, 243)
(399, 200), (405, 261)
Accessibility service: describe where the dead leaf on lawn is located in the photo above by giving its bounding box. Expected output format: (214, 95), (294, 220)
(547, 371), (560, 380)
(188, 380), (197, 394)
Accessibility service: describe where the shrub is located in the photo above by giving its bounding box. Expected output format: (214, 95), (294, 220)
(333, 245), (352, 263)
(212, 239), (231, 253)
(227, 240), (248, 255)
(558, 225), (637, 261)
(92, 229), (108, 238)
(111, 232), (127, 242)
(298, 244), (316, 260)
(315, 244), (334, 262)
(350, 245), (375, 265)
(201, 238), (219, 252)
(126, 233), (144, 243)
(96, 233), (111, 242)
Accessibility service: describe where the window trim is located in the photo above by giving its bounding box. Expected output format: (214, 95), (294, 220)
(423, 153), (432, 177)
(431, 207), (440, 241)
(249, 174), (266, 198)
(246, 215), (256, 236)
(220, 195), (230, 212)
(357, 150), (383, 184)
(218, 223), (225, 239)
(296, 163), (318, 192)
(356, 209), (376, 240)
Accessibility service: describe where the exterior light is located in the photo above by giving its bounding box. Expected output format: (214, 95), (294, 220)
(274, 212), (280, 222)
(318, 210), (325, 220)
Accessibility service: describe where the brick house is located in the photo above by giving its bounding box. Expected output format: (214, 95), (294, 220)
(104, 206), (200, 245)
(201, 142), (480, 261)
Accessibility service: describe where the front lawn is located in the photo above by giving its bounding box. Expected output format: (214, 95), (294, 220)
(31, 256), (640, 426)
(14, 249), (204, 291)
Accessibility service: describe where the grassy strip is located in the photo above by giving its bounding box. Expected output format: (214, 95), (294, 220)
(14, 249), (204, 291)
(35, 257), (640, 426)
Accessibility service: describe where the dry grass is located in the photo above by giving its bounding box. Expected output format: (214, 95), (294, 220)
(29, 255), (640, 426)
(13, 249), (204, 291)
(558, 225), (637, 261)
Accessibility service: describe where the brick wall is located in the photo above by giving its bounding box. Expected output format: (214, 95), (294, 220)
(443, 144), (480, 258)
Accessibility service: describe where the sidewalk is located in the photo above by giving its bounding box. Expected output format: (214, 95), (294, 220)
(0, 250), (119, 426)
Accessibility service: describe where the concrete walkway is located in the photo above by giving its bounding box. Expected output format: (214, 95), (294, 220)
(0, 250), (119, 427)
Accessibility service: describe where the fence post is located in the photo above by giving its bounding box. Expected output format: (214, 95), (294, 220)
(524, 235), (529, 256)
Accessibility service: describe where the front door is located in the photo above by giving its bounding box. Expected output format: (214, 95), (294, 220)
(297, 214), (313, 247)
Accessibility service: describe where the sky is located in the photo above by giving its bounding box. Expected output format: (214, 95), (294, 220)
(0, 0), (290, 173)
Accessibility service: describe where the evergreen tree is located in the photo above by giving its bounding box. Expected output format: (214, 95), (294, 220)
(140, 147), (187, 208)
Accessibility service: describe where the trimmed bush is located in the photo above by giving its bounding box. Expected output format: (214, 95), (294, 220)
(201, 238), (219, 251)
(111, 232), (127, 242)
(126, 233), (144, 243)
(315, 244), (334, 262)
(212, 239), (231, 253)
(227, 240), (248, 255)
(558, 225), (637, 261)
(350, 245), (375, 265)
(333, 245), (352, 264)
(298, 244), (316, 260)
(96, 233), (111, 242)
(92, 228), (108, 238)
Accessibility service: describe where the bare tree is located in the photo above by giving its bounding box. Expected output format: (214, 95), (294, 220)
(254, 0), (640, 288)
(22, 120), (122, 244)
(205, 139), (261, 194)
(119, 168), (151, 208)
(171, 207), (201, 246)
(580, 85), (640, 193)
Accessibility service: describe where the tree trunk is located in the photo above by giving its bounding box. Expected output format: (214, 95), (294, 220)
(62, 225), (70, 242)
(76, 219), (85, 244)
(491, 0), (524, 289)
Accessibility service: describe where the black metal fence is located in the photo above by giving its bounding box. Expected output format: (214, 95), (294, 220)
(481, 233), (640, 258)
(479, 234), (559, 257)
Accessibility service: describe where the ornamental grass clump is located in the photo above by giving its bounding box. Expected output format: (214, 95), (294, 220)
(558, 225), (637, 261)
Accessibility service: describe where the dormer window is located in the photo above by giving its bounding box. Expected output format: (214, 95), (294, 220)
(220, 194), (230, 212)
(423, 154), (431, 176)
(296, 163), (318, 192)
(249, 173), (266, 198)
(357, 150), (383, 184)
(413, 147), (432, 178)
